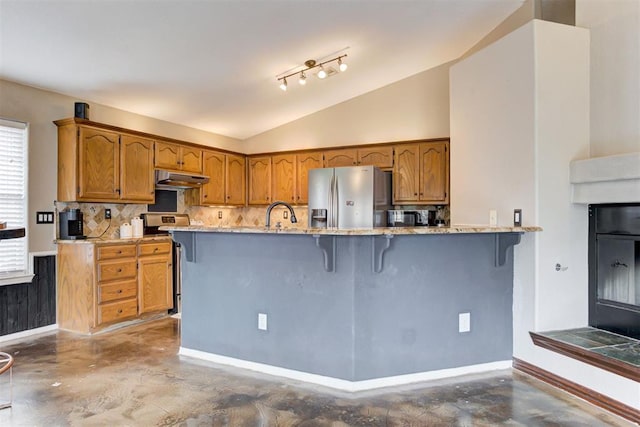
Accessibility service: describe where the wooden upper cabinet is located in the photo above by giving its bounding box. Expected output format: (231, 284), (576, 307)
(296, 151), (323, 204)
(155, 141), (202, 173)
(324, 148), (357, 167)
(180, 146), (203, 173)
(393, 144), (420, 203)
(120, 134), (155, 202)
(248, 156), (272, 205)
(77, 127), (120, 200)
(201, 150), (226, 205)
(419, 142), (449, 204)
(155, 141), (180, 170)
(272, 154), (296, 203)
(357, 146), (393, 169)
(226, 153), (246, 206)
(393, 141), (449, 205)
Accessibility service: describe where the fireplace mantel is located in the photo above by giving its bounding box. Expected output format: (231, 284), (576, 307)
(570, 152), (640, 204)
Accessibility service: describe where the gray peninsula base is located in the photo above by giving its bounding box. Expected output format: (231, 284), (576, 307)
(174, 231), (516, 383)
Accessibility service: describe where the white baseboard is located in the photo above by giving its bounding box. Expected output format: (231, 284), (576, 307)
(179, 347), (511, 392)
(0, 324), (58, 344)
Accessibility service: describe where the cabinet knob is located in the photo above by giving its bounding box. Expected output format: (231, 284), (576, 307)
(117, 289), (123, 294)
(117, 250), (122, 254)
(414, 193), (418, 196)
(117, 268), (122, 273)
(153, 247), (158, 252)
(117, 309), (123, 314)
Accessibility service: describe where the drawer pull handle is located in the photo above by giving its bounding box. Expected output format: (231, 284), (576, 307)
(117, 250), (122, 254)
(153, 247), (158, 252)
(117, 289), (123, 294)
(117, 309), (123, 314)
(117, 268), (122, 273)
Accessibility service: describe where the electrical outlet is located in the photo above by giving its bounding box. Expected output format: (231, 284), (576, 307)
(258, 313), (268, 331)
(105, 209), (111, 219)
(459, 312), (471, 333)
(283, 210), (288, 219)
(489, 210), (497, 227)
(218, 211), (223, 219)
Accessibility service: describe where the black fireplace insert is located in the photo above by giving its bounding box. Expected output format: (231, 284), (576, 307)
(589, 203), (640, 338)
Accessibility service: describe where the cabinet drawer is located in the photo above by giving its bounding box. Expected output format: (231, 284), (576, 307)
(98, 259), (137, 282)
(98, 280), (137, 304)
(97, 244), (136, 260)
(98, 299), (138, 324)
(138, 241), (171, 257)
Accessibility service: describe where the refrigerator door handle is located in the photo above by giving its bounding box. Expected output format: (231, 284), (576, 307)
(329, 173), (335, 228)
(334, 175), (339, 228)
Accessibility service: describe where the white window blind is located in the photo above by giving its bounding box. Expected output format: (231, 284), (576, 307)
(0, 118), (28, 277)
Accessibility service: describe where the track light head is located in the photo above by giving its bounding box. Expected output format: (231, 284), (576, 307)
(279, 78), (287, 91)
(338, 58), (347, 72)
(299, 71), (306, 85)
(317, 65), (327, 79)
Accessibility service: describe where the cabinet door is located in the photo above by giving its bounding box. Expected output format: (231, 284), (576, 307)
(324, 149), (357, 167)
(248, 156), (272, 205)
(138, 255), (173, 314)
(226, 154), (246, 206)
(201, 150), (226, 205)
(419, 142), (449, 204)
(180, 146), (203, 173)
(120, 134), (155, 202)
(296, 151), (323, 204)
(393, 144), (420, 203)
(357, 146), (394, 169)
(78, 127), (120, 200)
(155, 141), (181, 170)
(272, 154), (296, 203)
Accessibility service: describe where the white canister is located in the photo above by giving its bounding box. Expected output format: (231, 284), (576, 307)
(131, 217), (143, 238)
(120, 223), (132, 239)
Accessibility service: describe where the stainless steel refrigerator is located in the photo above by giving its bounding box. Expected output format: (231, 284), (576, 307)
(308, 166), (391, 229)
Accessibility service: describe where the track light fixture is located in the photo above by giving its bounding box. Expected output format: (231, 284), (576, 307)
(276, 54), (348, 91)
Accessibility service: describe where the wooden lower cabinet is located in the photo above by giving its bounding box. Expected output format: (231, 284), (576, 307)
(57, 239), (173, 334)
(138, 241), (173, 314)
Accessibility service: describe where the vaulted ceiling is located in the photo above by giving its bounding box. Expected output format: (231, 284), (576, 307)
(0, 0), (524, 139)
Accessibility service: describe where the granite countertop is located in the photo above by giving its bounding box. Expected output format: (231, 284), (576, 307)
(160, 225), (542, 236)
(55, 235), (173, 244)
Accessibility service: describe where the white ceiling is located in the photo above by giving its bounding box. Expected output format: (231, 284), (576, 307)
(0, 0), (523, 140)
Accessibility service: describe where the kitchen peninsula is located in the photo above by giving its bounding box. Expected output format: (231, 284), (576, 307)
(166, 225), (540, 390)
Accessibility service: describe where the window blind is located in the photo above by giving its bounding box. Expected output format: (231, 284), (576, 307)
(0, 119), (28, 276)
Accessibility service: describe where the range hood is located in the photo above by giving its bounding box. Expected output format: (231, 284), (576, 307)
(155, 169), (209, 189)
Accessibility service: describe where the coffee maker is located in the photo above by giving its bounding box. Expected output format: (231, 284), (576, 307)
(59, 209), (86, 240)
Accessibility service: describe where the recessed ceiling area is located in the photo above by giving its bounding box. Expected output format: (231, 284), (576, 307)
(0, 0), (524, 139)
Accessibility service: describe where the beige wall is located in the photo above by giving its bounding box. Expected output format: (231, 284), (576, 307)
(242, 62), (451, 154)
(577, 0), (640, 156)
(0, 79), (242, 253)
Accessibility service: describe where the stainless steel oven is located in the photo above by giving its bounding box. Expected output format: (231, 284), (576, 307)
(141, 213), (189, 315)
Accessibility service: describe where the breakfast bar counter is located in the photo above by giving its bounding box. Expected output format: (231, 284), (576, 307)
(165, 226), (539, 390)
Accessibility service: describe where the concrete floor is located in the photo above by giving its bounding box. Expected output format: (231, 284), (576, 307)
(0, 317), (631, 426)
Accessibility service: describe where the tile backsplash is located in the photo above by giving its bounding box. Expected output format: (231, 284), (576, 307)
(56, 191), (448, 239)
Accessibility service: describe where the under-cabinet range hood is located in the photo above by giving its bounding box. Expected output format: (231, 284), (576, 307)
(155, 169), (209, 189)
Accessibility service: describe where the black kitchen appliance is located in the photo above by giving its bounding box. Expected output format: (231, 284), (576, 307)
(141, 213), (190, 314)
(58, 209), (86, 240)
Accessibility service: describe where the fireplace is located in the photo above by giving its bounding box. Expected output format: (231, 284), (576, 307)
(589, 203), (640, 338)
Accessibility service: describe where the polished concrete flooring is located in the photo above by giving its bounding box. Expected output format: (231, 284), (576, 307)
(0, 317), (632, 426)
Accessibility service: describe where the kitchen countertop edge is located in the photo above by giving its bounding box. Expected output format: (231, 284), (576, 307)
(160, 225), (542, 235)
(55, 235), (173, 244)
